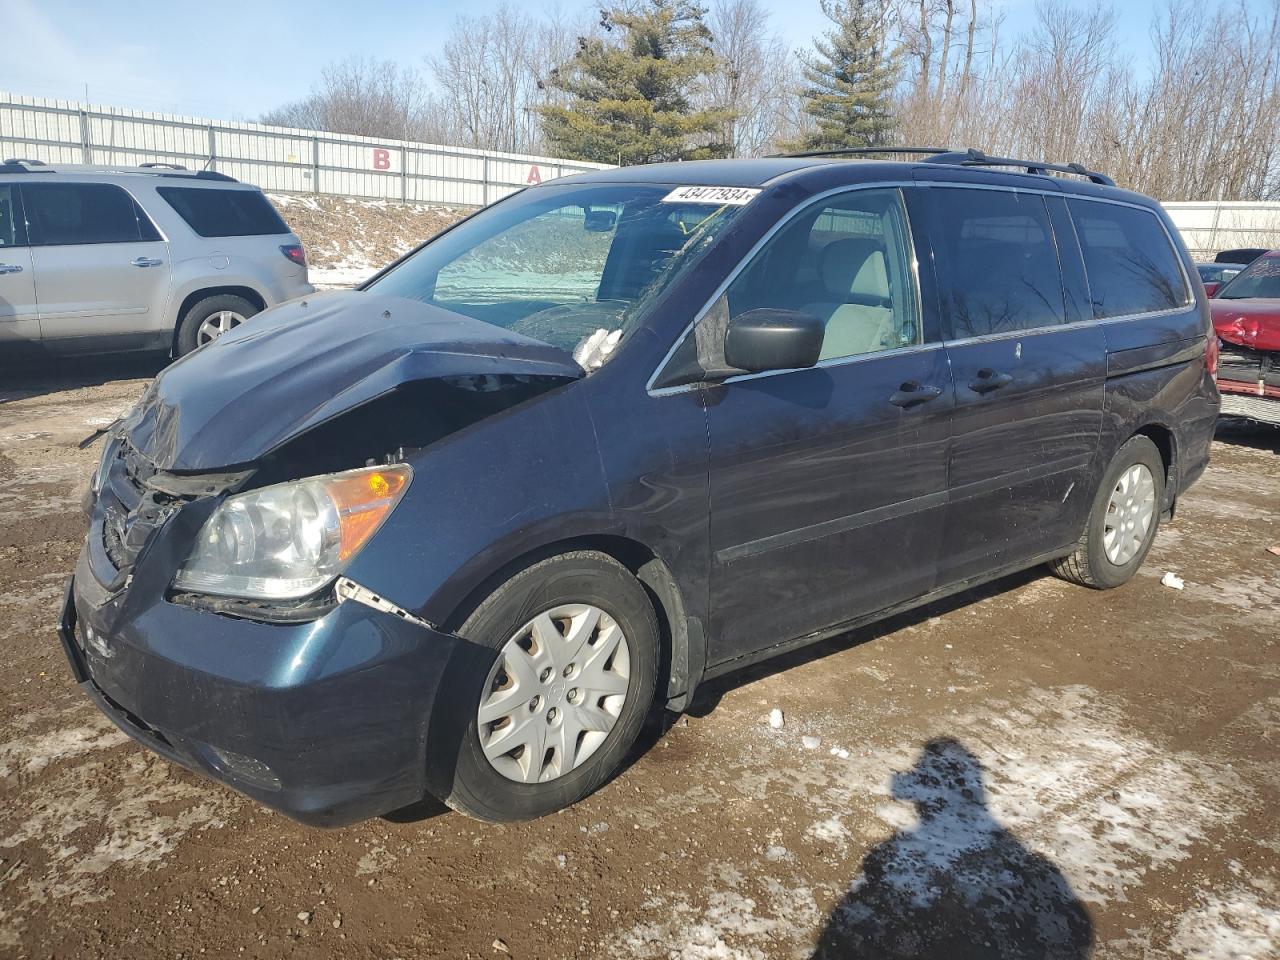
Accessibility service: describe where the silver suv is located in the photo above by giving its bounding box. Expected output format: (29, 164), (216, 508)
(0, 160), (313, 357)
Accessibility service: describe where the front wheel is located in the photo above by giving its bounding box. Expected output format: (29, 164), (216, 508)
(1050, 435), (1165, 589)
(443, 551), (659, 822)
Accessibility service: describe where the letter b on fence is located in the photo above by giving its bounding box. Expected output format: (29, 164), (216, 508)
(372, 148), (391, 170)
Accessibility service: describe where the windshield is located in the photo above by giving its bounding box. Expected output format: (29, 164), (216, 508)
(1198, 263), (1241, 283)
(1217, 254), (1280, 299)
(366, 183), (750, 355)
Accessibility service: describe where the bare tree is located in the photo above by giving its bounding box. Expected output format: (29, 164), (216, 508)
(260, 57), (442, 141)
(1003, 2), (1118, 163)
(258, 0), (1280, 200)
(704, 0), (804, 155)
(1111, 0), (1280, 200)
(429, 4), (585, 154)
(888, 0), (1004, 149)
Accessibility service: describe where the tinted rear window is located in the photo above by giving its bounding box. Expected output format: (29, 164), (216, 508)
(1068, 200), (1189, 318)
(157, 187), (289, 238)
(23, 182), (160, 245)
(931, 188), (1066, 337)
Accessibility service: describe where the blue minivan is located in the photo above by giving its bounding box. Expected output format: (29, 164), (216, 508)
(61, 149), (1219, 825)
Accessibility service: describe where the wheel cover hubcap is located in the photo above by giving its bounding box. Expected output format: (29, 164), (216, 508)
(196, 310), (246, 345)
(1103, 463), (1156, 565)
(477, 603), (631, 784)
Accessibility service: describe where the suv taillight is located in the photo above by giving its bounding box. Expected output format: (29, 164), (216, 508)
(1206, 334), (1219, 379)
(280, 244), (306, 268)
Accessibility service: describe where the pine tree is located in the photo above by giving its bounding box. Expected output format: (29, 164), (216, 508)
(793, 0), (897, 151)
(538, 0), (734, 164)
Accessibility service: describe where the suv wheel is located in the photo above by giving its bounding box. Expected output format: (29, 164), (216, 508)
(1050, 435), (1165, 589)
(443, 551), (659, 822)
(176, 294), (259, 355)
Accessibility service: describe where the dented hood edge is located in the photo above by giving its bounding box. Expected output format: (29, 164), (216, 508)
(121, 291), (585, 472)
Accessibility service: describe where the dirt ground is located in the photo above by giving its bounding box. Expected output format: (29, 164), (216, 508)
(267, 195), (466, 287)
(0, 358), (1277, 960)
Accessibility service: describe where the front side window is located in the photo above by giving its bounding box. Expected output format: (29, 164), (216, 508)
(721, 188), (921, 364)
(932, 188), (1066, 338)
(366, 184), (748, 354)
(1069, 199), (1190, 317)
(157, 187), (289, 238)
(23, 182), (159, 245)
(1214, 253), (1280, 300)
(0, 185), (26, 246)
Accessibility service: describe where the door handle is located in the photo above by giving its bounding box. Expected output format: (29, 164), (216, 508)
(0, 263), (23, 274)
(889, 381), (944, 408)
(131, 257), (163, 268)
(968, 369), (1014, 394)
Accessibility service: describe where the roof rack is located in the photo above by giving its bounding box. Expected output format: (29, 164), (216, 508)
(922, 148), (1115, 186)
(774, 147), (952, 159)
(0, 159), (238, 182)
(772, 145), (1115, 186)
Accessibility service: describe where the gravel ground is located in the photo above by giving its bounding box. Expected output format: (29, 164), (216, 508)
(0, 358), (1277, 960)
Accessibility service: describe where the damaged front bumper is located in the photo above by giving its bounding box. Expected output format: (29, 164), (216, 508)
(1218, 340), (1280, 425)
(59, 562), (490, 826)
(62, 431), (492, 826)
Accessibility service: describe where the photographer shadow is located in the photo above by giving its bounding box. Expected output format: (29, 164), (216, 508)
(813, 737), (1093, 960)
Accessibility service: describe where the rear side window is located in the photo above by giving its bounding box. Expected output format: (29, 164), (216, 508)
(157, 187), (289, 237)
(1068, 200), (1189, 318)
(930, 188), (1065, 338)
(0, 185), (26, 246)
(23, 183), (160, 245)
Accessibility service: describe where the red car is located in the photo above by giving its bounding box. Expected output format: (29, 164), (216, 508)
(1210, 251), (1280, 425)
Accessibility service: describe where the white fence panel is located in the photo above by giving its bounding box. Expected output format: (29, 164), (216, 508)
(1163, 201), (1280, 258)
(0, 91), (612, 208)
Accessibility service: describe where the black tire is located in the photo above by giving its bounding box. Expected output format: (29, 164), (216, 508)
(443, 550), (659, 822)
(1050, 435), (1165, 589)
(175, 294), (259, 356)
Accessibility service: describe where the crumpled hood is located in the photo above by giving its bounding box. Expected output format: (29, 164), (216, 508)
(122, 291), (584, 471)
(1211, 299), (1280, 352)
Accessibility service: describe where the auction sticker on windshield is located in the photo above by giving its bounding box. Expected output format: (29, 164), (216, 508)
(662, 185), (761, 205)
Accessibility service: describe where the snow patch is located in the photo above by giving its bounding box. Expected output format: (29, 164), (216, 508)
(805, 817), (849, 847)
(609, 685), (1255, 959)
(0, 716), (128, 778)
(0, 749), (236, 938)
(309, 264), (377, 289)
(612, 871), (820, 960)
(1169, 887), (1280, 960)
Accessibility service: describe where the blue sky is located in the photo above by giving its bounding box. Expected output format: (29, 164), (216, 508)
(5, 0), (1164, 121)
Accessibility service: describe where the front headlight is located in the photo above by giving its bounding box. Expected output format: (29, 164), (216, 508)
(174, 464), (411, 600)
(90, 437), (117, 496)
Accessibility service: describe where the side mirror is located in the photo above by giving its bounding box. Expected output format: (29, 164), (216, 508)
(723, 308), (825, 374)
(1203, 281), (1221, 297)
(584, 209), (617, 233)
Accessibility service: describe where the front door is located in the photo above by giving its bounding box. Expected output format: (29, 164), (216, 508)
(0, 183), (39, 343)
(919, 185), (1106, 583)
(696, 187), (954, 664)
(23, 182), (171, 343)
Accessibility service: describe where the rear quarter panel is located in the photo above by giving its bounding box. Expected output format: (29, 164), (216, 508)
(1096, 202), (1218, 505)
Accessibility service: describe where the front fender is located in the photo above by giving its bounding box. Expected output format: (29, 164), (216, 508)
(340, 381), (612, 622)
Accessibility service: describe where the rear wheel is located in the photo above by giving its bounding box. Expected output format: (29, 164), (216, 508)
(175, 294), (258, 356)
(1050, 435), (1165, 589)
(443, 551), (659, 822)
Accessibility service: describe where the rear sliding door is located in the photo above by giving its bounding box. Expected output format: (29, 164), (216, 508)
(919, 185), (1106, 584)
